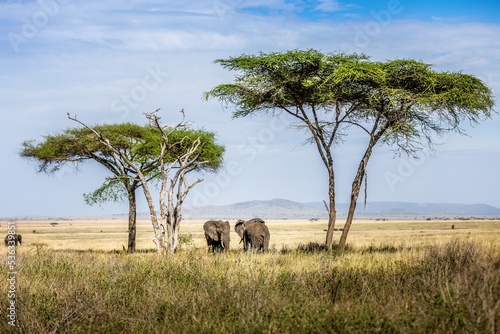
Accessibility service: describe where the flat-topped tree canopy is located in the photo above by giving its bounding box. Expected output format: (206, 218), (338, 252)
(207, 50), (493, 147)
(21, 123), (224, 175)
(206, 49), (494, 249)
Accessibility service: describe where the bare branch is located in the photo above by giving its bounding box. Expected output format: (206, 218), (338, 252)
(323, 200), (330, 213)
(67, 112), (166, 253)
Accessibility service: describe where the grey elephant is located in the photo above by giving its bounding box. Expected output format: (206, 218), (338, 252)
(203, 220), (230, 252)
(4, 233), (22, 246)
(234, 218), (270, 252)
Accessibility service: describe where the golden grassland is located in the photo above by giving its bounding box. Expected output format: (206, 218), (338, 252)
(3, 218), (499, 251)
(1, 218), (499, 333)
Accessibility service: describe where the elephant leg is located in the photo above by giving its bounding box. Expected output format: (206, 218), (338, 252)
(264, 238), (269, 251)
(242, 235), (248, 251)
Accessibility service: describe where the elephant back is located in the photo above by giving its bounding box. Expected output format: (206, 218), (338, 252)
(248, 218), (265, 224)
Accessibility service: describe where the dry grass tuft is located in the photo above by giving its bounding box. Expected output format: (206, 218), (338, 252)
(1, 219), (499, 333)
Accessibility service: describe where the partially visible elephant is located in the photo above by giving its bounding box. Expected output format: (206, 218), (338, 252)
(234, 218), (270, 252)
(203, 220), (230, 252)
(4, 233), (22, 246)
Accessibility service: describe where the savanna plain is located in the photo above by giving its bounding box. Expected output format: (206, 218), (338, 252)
(1, 218), (499, 333)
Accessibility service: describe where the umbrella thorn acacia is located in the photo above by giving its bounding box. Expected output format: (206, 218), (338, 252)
(21, 117), (224, 253)
(205, 49), (494, 250)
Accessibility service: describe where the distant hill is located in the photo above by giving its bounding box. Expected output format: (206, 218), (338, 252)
(180, 199), (500, 220)
(182, 199), (327, 220)
(6, 199), (498, 220)
(305, 201), (500, 217)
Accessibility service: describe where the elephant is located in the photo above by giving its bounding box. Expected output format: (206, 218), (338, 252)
(234, 218), (270, 252)
(4, 233), (22, 246)
(203, 220), (230, 252)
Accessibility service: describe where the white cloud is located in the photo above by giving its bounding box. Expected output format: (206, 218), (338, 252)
(315, 0), (342, 13)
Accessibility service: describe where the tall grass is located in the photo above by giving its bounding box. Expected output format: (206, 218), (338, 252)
(1, 240), (499, 333)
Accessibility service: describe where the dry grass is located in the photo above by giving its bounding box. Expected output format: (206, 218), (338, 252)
(3, 218), (499, 251)
(1, 218), (499, 333)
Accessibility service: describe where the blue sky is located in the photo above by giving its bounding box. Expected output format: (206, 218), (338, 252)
(1, 0), (499, 217)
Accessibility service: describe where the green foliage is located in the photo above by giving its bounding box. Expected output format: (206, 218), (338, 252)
(178, 233), (194, 247)
(20, 122), (225, 205)
(207, 50), (373, 116)
(20, 123), (224, 174)
(83, 178), (128, 205)
(20, 123), (158, 173)
(206, 49), (494, 155)
(163, 127), (225, 172)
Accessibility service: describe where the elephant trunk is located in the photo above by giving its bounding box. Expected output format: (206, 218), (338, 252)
(216, 229), (224, 250)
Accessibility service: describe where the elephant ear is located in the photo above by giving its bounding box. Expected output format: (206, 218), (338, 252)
(204, 221), (220, 241)
(234, 220), (245, 238)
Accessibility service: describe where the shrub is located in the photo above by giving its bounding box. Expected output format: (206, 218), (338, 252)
(178, 233), (194, 247)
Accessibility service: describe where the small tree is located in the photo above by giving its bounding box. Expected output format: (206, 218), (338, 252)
(68, 110), (224, 254)
(206, 49), (494, 250)
(21, 123), (164, 252)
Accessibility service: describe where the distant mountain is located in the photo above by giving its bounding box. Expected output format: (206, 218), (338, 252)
(182, 198), (327, 220)
(305, 201), (500, 217)
(7, 199), (498, 221)
(180, 199), (500, 220)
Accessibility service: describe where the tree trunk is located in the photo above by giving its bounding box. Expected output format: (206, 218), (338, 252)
(67, 113), (167, 254)
(140, 181), (166, 254)
(338, 157), (367, 251)
(127, 186), (137, 253)
(338, 123), (387, 251)
(151, 215), (166, 254)
(324, 167), (337, 248)
(165, 205), (182, 253)
(172, 218), (180, 252)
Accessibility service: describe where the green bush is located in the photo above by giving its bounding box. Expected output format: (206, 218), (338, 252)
(178, 233), (194, 247)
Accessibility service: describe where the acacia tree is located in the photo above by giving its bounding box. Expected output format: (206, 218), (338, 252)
(21, 111), (224, 253)
(20, 123), (164, 252)
(205, 49), (494, 250)
(68, 110), (224, 254)
(337, 59), (494, 250)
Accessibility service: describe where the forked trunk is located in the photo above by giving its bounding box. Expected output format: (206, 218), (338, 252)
(339, 122), (387, 251)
